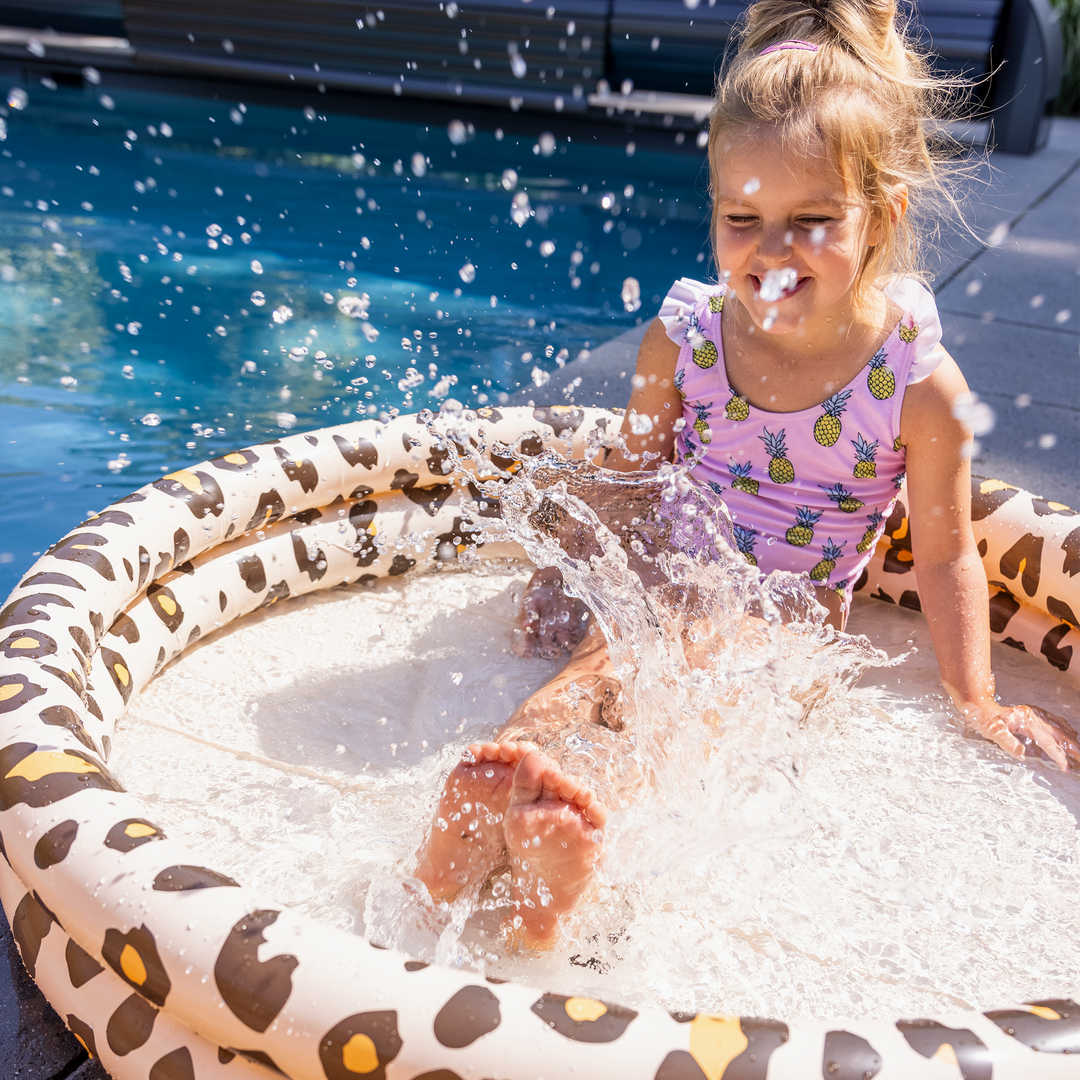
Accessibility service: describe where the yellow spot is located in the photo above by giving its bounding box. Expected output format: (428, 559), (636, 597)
(1017, 557), (1027, 577)
(9, 637), (38, 649)
(73, 1032), (92, 1056)
(1027, 1005), (1061, 1020)
(932, 1042), (959, 1066)
(223, 452), (247, 464)
(0, 683), (23, 702)
(120, 943), (148, 986)
(892, 516), (909, 541)
(125, 822), (157, 838)
(341, 1033), (379, 1073)
(897, 549), (914, 563)
(113, 662), (130, 687)
(156, 595), (177, 616)
(565, 997), (607, 1023)
(71, 545), (94, 550)
(689, 1015), (749, 1080)
(1046, 502), (1068, 512)
(5, 751), (100, 783)
(979, 478), (1016, 494)
(163, 470), (203, 495)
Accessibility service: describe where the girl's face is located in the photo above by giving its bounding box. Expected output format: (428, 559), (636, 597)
(713, 126), (883, 339)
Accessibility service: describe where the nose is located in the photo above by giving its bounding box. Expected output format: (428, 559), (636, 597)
(757, 224), (792, 265)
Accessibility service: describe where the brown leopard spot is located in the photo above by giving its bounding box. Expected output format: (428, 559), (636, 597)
(534, 405), (585, 438)
(530, 994), (637, 1042)
(654, 1051), (707, 1079)
(274, 446), (319, 491)
(319, 1010), (402, 1080)
(215, 910), (297, 1032)
(999, 532), (1043, 597)
(80, 509), (136, 529)
(258, 581), (291, 609)
(237, 552), (267, 593)
(65, 938), (104, 988)
(1041, 623), (1074, 672)
(822, 1030), (881, 1079)
(291, 531), (327, 582)
(18, 571), (85, 591)
(44, 534), (115, 580)
(105, 818), (165, 852)
(0, 676), (45, 714)
(12, 890), (57, 977)
(147, 583), (184, 632)
(389, 554), (416, 576)
(349, 501), (379, 567)
(106, 992), (158, 1056)
(433, 986), (501, 1047)
(334, 432), (378, 469)
(1048, 596), (1079, 628)
(153, 865), (240, 891)
(988, 588), (1021, 633)
(1, 592), (76, 629)
(896, 1019), (990, 1080)
(984, 998), (1080, 1053)
(246, 488), (286, 531)
(149, 1046), (195, 1080)
(899, 590), (922, 611)
(0, 629), (57, 660)
(0, 743), (121, 810)
(39, 705), (94, 751)
(67, 1014), (97, 1058)
(153, 470), (225, 519)
(390, 468), (453, 516)
(1032, 498), (1078, 517)
(100, 646), (134, 704)
(34, 819), (78, 868)
(110, 613), (141, 644)
(971, 476), (1019, 520)
(210, 448), (260, 472)
(102, 925), (171, 1006)
(1063, 526), (1080, 577)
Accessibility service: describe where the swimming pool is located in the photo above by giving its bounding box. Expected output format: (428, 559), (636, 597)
(0, 77), (710, 596)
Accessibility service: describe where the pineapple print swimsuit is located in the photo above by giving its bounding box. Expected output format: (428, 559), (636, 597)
(661, 277), (946, 602)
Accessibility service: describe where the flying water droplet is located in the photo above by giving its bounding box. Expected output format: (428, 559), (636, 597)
(458, 262), (476, 283)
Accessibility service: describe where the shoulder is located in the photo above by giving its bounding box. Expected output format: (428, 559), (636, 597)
(659, 277), (725, 345)
(881, 277), (947, 385)
(900, 348), (970, 446)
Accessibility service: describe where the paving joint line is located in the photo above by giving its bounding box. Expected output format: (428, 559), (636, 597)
(972, 388), (1080, 412)
(938, 307), (1080, 335)
(933, 156), (1080, 295)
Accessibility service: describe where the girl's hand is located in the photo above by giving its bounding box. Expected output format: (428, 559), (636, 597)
(963, 702), (1080, 772)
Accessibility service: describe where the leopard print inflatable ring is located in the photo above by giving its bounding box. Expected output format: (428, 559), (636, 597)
(0, 406), (1077, 1080)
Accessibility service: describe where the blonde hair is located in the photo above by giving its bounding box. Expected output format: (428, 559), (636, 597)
(709, 0), (970, 293)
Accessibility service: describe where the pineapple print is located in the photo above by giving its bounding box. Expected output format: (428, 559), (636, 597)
(813, 389), (853, 447)
(892, 471), (906, 491)
(693, 338), (718, 369)
(867, 348), (895, 400)
(786, 505), (823, 547)
(852, 433), (879, 478)
(759, 427), (795, 484)
(898, 320), (919, 344)
(674, 367), (686, 400)
(809, 538), (846, 582)
(820, 482), (864, 513)
(692, 402), (713, 445)
(893, 435), (904, 452)
(833, 578), (850, 596)
(725, 387), (750, 422)
(708, 293), (725, 314)
(728, 459), (759, 496)
(733, 524), (758, 566)
(856, 510), (885, 553)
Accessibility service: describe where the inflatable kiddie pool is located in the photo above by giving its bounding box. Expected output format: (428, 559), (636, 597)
(0, 405), (1078, 1080)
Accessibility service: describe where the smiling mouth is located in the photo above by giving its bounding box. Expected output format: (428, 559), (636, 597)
(750, 274), (809, 300)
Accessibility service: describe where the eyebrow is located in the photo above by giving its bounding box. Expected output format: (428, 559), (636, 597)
(716, 192), (850, 211)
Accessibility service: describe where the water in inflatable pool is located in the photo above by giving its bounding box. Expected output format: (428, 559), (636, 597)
(108, 458), (1080, 1023)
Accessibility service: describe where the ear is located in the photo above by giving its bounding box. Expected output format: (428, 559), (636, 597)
(866, 185), (908, 248)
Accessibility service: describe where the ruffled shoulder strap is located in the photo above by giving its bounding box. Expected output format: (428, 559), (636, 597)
(882, 277), (947, 385)
(658, 277), (721, 345)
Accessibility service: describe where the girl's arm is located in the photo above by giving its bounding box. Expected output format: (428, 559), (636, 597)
(901, 354), (1077, 770)
(605, 317), (683, 472)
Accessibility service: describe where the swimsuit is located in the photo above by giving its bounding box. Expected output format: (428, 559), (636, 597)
(659, 277), (947, 602)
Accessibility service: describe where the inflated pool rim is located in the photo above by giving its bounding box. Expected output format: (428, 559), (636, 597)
(0, 405), (1077, 1080)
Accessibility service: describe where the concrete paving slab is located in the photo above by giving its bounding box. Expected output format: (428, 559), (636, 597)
(930, 118), (1080, 282)
(937, 172), (1080, 333)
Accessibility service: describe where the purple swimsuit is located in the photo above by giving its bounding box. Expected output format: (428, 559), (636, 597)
(659, 277), (946, 601)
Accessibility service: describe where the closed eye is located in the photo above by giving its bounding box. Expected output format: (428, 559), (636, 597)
(724, 215), (758, 225)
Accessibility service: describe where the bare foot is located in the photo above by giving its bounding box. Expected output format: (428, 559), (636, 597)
(503, 749), (608, 949)
(415, 741), (536, 902)
(515, 567), (592, 659)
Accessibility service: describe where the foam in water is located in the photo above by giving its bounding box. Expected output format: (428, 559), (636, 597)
(111, 447), (1080, 1019)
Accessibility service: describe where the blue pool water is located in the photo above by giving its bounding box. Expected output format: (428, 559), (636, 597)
(0, 80), (711, 595)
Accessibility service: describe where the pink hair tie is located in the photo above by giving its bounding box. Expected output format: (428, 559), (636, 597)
(761, 39), (819, 54)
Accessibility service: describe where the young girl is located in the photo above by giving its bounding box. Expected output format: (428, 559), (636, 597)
(414, 0), (1079, 948)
